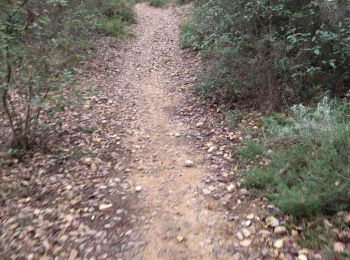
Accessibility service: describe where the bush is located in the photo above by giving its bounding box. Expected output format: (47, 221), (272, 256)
(242, 98), (350, 218)
(0, 0), (135, 149)
(181, 0), (350, 109)
(95, 0), (135, 35)
(147, 0), (168, 7)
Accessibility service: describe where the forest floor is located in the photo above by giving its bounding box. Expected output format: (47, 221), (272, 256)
(1, 3), (326, 260)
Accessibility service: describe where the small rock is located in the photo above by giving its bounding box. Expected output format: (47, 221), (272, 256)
(99, 203), (113, 211)
(184, 160), (194, 167)
(135, 186), (143, 192)
(274, 226), (287, 234)
(226, 184), (235, 193)
(274, 239), (284, 249)
(240, 239), (252, 247)
(84, 157), (92, 164)
(297, 255), (308, 260)
(125, 229), (133, 236)
(92, 137), (102, 144)
(291, 229), (298, 236)
(196, 122), (204, 128)
(116, 209), (125, 215)
(207, 146), (216, 153)
(246, 214), (254, 220)
(177, 235), (184, 242)
(242, 229), (251, 238)
(175, 132), (181, 137)
(266, 216), (280, 227)
(90, 162), (97, 172)
(111, 152), (118, 159)
(244, 220), (252, 226)
(236, 231), (244, 240)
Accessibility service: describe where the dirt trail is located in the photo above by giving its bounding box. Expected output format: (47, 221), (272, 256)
(119, 3), (233, 259)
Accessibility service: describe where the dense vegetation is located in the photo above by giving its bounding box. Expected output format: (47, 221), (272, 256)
(240, 98), (350, 218)
(182, 0), (350, 223)
(181, 0), (350, 109)
(0, 0), (135, 150)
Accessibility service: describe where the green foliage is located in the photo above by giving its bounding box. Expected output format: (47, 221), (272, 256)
(95, 0), (135, 35)
(224, 110), (240, 129)
(181, 0), (350, 109)
(0, 0), (135, 149)
(238, 141), (264, 161)
(97, 16), (127, 36)
(242, 98), (350, 218)
(147, 0), (168, 7)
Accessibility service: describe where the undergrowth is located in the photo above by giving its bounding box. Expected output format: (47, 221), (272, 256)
(96, 0), (136, 36)
(180, 0), (350, 109)
(0, 0), (135, 150)
(240, 98), (350, 219)
(146, 0), (168, 7)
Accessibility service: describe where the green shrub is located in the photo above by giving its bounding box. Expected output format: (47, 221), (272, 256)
(97, 16), (127, 36)
(181, 0), (350, 109)
(147, 0), (168, 7)
(243, 98), (350, 218)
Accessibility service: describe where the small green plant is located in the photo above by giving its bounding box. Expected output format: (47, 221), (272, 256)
(147, 0), (168, 7)
(97, 16), (126, 36)
(95, 0), (135, 36)
(224, 110), (239, 129)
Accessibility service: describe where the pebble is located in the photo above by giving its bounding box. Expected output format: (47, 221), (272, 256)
(207, 146), (216, 153)
(92, 137), (102, 144)
(274, 226), (287, 234)
(266, 216), (279, 227)
(135, 185), (143, 192)
(99, 203), (113, 211)
(242, 229), (251, 238)
(291, 229), (298, 236)
(246, 214), (254, 220)
(236, 232), (244, 240)
(244, 220), (252, 226)
(184, 160), (194, 167)
(90, 163), (97, 172)
(125, 230), (133, 236)
(274, 239), (284, 249)
(177, 235), (184, 242)
(297, 255), (307, 260)
(111, 152), (118, 159)
(226, 184), (235, 193)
